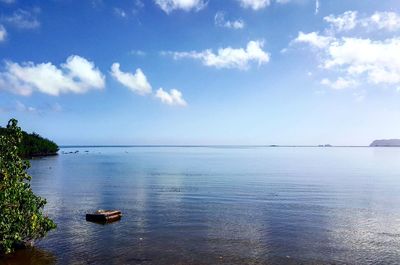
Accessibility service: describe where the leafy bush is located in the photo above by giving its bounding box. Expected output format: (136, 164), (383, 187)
(0, 119), (56, 254)
(0, 124), (58, 158)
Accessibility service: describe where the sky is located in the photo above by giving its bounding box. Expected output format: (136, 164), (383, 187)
(0, 0), (400, 146)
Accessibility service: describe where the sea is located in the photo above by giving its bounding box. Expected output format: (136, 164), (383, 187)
(2, 146), (400, 264)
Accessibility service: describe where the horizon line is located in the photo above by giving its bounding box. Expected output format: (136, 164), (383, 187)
(59, 144), (375, 148)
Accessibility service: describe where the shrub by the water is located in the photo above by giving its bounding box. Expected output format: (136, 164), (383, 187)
(0, 125), (58, 158)
(0, 119), (56, 254)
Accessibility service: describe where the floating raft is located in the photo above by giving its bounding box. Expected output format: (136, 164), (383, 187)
(86, 210), (122, 223)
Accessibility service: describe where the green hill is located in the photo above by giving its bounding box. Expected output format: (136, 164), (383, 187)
(0, 125), (59, 158)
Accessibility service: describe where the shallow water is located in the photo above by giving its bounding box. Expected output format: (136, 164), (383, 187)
(2, 147), (400, 264)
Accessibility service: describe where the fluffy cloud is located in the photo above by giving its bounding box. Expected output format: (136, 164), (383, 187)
(110, 63), (152, 95)
(238, 0), (270, 10)
(215, 12), (244, 29)
(293, 31), (333, 49)
(324, 11), (400, 33)
(0, 25), (6, 41)
(0, 55), (105, 96)
(154, 0), (206, 13)
(293, 29), (400, 89)
(291, 10), (400, 91)
(238, 0), (295, 9)
(110, 63), (187, 106)
(167, 40), (270, 70)
(324, 37), (400, 85)
(155, 88), (187, 106)
(2, 8), (40, 29)
(324, 11), (358, 32)
(368, 12), (400, 31)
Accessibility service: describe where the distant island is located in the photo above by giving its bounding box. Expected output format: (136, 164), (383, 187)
(318, 144), (333, 147)
(370, 139), (400, 147)
(0, 125), (59, 158)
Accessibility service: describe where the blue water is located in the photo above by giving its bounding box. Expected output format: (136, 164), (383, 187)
(2, 147), (400, 264)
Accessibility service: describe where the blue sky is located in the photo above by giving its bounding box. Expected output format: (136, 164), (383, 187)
(0, 0), (400, 145)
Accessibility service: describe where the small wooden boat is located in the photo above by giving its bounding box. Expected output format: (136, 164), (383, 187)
(86, 210), (122, 223)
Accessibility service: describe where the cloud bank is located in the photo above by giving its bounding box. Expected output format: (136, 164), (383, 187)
(154, 0), (206, 13)
(292, 10), (400, 90)
(0, 55), (105, 96)
(324, 11), (400, 33)
(167, 40), (270, 70)
(238, 0), (270, 10)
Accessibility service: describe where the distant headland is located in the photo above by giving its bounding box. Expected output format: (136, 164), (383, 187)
(0, 124), (59, 158)
(370, 139), (400, 147)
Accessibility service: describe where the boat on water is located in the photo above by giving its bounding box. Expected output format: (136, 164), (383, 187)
(86, 210), (122, 223)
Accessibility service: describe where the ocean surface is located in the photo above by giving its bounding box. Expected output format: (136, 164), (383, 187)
(2, 146), (400, 265)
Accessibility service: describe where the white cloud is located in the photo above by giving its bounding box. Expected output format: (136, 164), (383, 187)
(368, 12), (400, 31)
(0, 24), (6, 41)
(294, 34), (400, 88)
(238, 0), (270, 10)
(154, 0), (206, 13)
(324, 11), (358, 32)
(324, 11), (400, 33)
(292, 10), (400, 90)
(168, 40), (270, 70)
(155, 88), (187, 106)
(324, 37), (400, 85)
(110, 63), (152, 95)
(2, 8), (40, 29)
(293, 31), (333, 49)
(215, 12), (244, 29)
(0, 55), (105, 96)
(321, 77), (358, 90)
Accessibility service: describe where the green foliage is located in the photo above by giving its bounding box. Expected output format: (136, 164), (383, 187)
(0, 125), (58, 158)
(0, 119), (56, 254)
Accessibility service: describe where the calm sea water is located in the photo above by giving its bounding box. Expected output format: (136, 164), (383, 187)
(2, 147), (400, 265)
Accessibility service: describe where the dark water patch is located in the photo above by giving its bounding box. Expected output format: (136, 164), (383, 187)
(0, 248), (56, 265)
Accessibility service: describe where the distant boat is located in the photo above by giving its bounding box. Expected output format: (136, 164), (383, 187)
(86, 210), (122, 223)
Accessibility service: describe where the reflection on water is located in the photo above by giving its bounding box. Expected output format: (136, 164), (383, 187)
(0, 247), (56, 265)
(2, 147), (400, 264)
